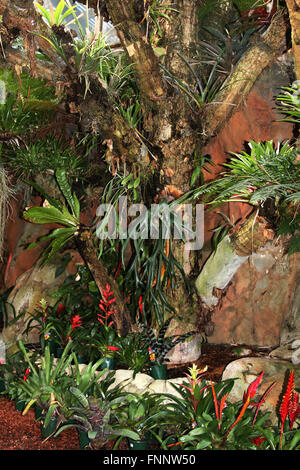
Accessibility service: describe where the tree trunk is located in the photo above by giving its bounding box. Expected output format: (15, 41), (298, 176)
(202, 8), (288, 139)
(76, 228), (133, 335)
(285, 0), (300, 80)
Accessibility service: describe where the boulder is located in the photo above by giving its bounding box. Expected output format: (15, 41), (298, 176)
(98, 368), (186, 399)
(208, 241), (300, 347)
(221, 356), (300, 424)
(1, 260), (68, 346)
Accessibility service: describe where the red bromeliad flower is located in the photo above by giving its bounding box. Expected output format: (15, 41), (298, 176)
(167, 441), (183, 448)
(104, 345), (120, 351)
(288, 391), (300, 431)
(138, 296), (143, 318)
(71, 314), (82, 331)
(57, 303), (65, 316)
(225, 371), (265, 439)
(23, 367), (30, 382)
(210, 379), (228, 431)
(251, 436), (266, 447)
(98, 284), (117, 327)
(279, 369), (299, 448)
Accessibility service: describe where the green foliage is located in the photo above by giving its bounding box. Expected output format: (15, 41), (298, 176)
(276, 82), (300, 125)
(96, 172), (191, 326)
(115, 333), (150, 376)
(34, 0), (77, 28)
(2, 138), (86, 178)
(192, 140), (299, 207)
(188, 140), (300, 253)
(160, 53), (224, 109)
(113, 392), (169, 443)
(198, 23), (256, 78)
(54, 385), (136, 447)
(23, 169), (80, 265)
(0, 67), (57, 103)
(16, 340), (74, 426)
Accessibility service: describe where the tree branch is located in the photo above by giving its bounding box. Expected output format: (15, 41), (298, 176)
(285, 0), (300, 81)
(104, 0), (166, 106)
(202, 9), (289, 139)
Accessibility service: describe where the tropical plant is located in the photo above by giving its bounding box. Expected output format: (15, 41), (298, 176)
(276, 82), (300, 124)
(54, 385), (137, 449)
(34, 0), (77, 28)
(115, 332), (150, 376)
(112, 391), (169, 445)
(140, 316), (197, 366)
(16, 340), (75, 429)
(23, 169), (80, 265)
(160, 53), (224, 109)
(0, 347), (40, 401)
(188, 140), (300, 254)
(191, 140), (299, 207)
(162, 366), (276, 450)
(93, 284), (121, 358)
(2, 138), (86, 179)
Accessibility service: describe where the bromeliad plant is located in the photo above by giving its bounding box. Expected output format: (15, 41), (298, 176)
(16, 339), (105, 430)
(141, 316), (197, 366)
(54, 385), (138, 450)
(94, 284), (121, 358)
(112, 391), (170, 446)
(278, 369), (300, 449)
(115, 332), (150, 377)
(16, 340), (75, 429)
(163, 367), (277, 450)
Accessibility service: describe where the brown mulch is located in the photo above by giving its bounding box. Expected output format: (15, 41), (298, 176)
(0, 343), (271, 450)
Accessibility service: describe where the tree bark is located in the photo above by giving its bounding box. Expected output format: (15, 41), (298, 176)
(285, 0), (300, 80)
(75, 228), (133, 335)
(202, 9), (288, 139)
(105, 0), (166, 106)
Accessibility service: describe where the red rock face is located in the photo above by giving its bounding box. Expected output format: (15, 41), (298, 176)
(209, 243), (300, 347)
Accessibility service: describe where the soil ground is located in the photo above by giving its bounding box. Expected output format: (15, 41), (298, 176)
(0, 343), (271, 450)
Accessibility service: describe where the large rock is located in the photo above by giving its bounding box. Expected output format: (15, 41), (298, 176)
(221, 356), (300, 424)
(208, 241), (300, 347)
(1, 260), (68, 346)
(98, 369), (186, 400)
(164, 317), (202, 364)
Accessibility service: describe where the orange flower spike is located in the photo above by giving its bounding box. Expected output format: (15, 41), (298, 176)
(210, 379), (228, 431)
(225, 372), (264, 439)
(246, 371), (264, 401)
(210, 379), (219, 422)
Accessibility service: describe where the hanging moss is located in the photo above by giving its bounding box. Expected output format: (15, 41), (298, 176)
(0, 165), (15, 262)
